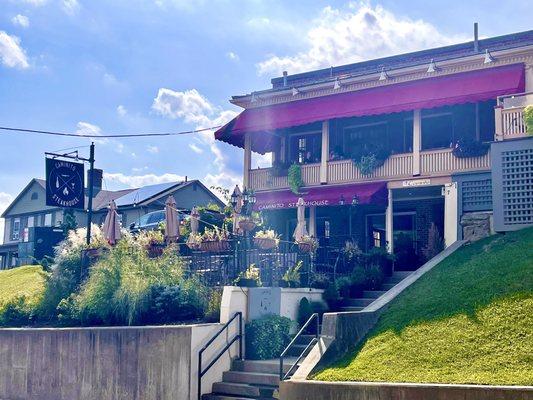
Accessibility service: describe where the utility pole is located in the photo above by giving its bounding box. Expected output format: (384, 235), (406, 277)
(86, 142), (95, 245)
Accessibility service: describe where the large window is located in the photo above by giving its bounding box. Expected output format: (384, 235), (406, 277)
(12, 218), (20, 241)
(288, 132), (321, 164)
(344, 122), (387, 158)
(421, 111), (454, 150)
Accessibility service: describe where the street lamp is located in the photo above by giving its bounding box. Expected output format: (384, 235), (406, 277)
(230, 186), (239, 210)
(339, 194), (345, 206)
(352, 195), (359, 206)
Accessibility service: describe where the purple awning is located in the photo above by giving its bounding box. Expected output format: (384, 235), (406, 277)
(216, 64), (525, 153)
(254, 182), (388, 211)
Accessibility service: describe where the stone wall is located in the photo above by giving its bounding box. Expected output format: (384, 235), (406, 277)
(461, 211), (492, 242)
(0, 323), (236, 400)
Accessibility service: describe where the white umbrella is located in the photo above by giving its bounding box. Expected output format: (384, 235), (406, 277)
(103, 200), (121, 245)
(232, 185), (243, 235)
(293, 197), (308, 242)
(165, 195), (179, 243)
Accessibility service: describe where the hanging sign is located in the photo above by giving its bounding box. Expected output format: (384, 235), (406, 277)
(45, 158), (85, 209)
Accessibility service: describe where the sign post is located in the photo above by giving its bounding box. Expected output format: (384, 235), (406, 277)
(86, 143), (95, 245)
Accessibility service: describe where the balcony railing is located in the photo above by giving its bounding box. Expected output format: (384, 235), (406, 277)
(249, 148), (491, 191)
(496, 92), (532, 140)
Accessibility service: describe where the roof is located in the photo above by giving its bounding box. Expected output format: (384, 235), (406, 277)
(233, 29), (533, 99)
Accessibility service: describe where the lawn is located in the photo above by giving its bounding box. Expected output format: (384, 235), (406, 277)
(314, 227), (533, 386)
(0, 265), (47, 311)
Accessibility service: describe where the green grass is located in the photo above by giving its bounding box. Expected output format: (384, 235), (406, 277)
(314, 227), (533, 386)
(0, 265), (47, 311)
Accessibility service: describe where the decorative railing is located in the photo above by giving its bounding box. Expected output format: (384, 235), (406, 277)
(249, 163), (320, 191)
(420, 148), (490, 175)
(328, 153), (413, 183)
(501, 107), (527, 139)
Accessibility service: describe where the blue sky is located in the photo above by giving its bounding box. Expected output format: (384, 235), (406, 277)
(0, 0), (531, 217)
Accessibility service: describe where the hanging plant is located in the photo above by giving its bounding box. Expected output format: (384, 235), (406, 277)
(288, 164), (303, 194)
(452, 138), (489, 158)
(352, 144), (390, 176)
(524, 105), (533, 136)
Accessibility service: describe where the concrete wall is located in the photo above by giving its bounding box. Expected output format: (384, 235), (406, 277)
(0, 323), (236, 400)
(280, 380), (533, 400)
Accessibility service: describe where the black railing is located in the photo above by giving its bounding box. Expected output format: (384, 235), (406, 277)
(279, 313), (320, 381)
(198, 312), (243, 400)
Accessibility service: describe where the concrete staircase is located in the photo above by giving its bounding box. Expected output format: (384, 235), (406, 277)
(340, 271), (412, 312)
(202, 335), (315, 400)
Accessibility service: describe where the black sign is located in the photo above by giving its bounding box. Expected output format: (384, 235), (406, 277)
(46, 158), (85, 209)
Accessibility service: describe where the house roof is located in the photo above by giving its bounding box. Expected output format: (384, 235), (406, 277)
(114, 181), (187, 207)
(232, 29), (533, 99)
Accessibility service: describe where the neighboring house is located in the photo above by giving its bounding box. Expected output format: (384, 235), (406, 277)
(0, 172), (224, 269)
(215, 29), (533, 269)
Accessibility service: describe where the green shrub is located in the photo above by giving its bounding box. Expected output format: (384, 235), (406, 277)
(310, 272), (330, 289)
(350, 267), (366, 297)
(364, 264), (384, 290)
(323, 282), (340, 310)
(524, 104), (533, 135)
(288, 164), (303, 194)
(0, 296), (33, 327)
(364, 247), (393, 276)
(297, 297), (313, 328)
(204, 289), (222, 323)
(245, 314), (293, 360)
(336, 276), (352, 298)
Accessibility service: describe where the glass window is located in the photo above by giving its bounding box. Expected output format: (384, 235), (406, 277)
(147, 211), (165, 225)
(289, 132), (321, 164)
(421, 113), (454, 150)
(344, 123), (387, 158)
(12, 218), (20, 240)
(27, 216), (34, 228)
(44, 213), (52, 226)
(31, 192), (38, 200)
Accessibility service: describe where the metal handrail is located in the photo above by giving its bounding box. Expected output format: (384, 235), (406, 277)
(279, 313), (319, 381)
(198, 312), (243, 400)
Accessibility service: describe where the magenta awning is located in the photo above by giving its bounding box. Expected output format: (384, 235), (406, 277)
(216, 64), (525, 153)
(254, 182), (388, 211)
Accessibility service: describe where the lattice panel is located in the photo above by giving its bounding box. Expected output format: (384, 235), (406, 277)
(501, 148), (533, 226)
(462, 179), (492, 212)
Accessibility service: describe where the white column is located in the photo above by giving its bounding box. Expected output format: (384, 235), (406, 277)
(320, 121), (329, 184)
(243, 133), (252, 188)
(413, 109), (421, 176)
(443, 182), (458, 247)
(309, 206), (317, 237)
(385, 189), (394, 254)
(494, 106), (503, 141)
(525, 63), (533, 92)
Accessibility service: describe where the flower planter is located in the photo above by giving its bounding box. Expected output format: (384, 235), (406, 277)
(146, 243), (165, 258)
(239, 219), (256, 232)
(186, 241), (200, 251)
(254, 237), (278, 250)
(236, 278), (258, 288)
(298, 242), (313, 253)
(199, 240), (231, 253)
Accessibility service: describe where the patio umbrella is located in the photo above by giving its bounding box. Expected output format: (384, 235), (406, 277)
(165, 195), (180, 243)
(232, 185), (243, 235)
(103, 200), (121, 245)
(293, 197), (308, 242)
(190, 207), (200, 236)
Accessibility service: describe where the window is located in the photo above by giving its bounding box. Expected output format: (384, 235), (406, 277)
(344, 123), (387, 158)
(44, 213), (52, 227)
(27, 216), (34, 228)
(288, 132), (321, 164)
(30, 192), (38, 200)
(421, 112), (454, 150)
(12, 218), (20, 241)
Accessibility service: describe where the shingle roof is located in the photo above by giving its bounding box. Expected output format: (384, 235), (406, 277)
(251, 30), (533, 94)
(113, 181), (190, 207)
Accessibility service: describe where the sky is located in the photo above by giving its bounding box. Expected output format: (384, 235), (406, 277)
(0, 0), (532, 227)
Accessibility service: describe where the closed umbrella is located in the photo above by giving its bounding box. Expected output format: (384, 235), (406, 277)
(232, 185), (243, 235)
(103, 200), (121, 245)
(190, 207), (199, 236)
(165, 195), (180, 243)
(293, 197), (308, 242)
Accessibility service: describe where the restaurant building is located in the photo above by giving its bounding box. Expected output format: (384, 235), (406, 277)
(215, 28), (533, 269)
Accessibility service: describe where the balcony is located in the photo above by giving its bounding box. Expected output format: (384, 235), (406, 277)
(496, 92), (532, 140)
(249, 149), (490, 191)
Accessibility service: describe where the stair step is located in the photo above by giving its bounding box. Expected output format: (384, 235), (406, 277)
(392, 271), (412, 278)
(232, 358), (297, 374)
(340, 306), (365, 312)
(203, 395), (271, 400)
(295, 334), (316, 345)
(286, 343), (313, 357)
(342, 298), (374, 307)
(381, 283), (397, 290)
(362, 290), (387, 299)
(212, 382), (275, 398)
(223, 371), (279, 386)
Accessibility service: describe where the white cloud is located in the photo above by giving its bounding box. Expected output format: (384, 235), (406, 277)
(226, 51), (239, 62)
(116, 105), (127, 116)
(104, 172), (185, 188)
(0, 192), (14, 245)
(14, 0), (48, 5)
(147, 145), (159, 154)
(203, 172), (241, 193)
(257, 3), (466, 75)
(12, 15), (30, 28)
(189, 143), (203, 154)
(0, 31), (29, 69)
(62, 0), (80, 15)
(152, 88), (214, 124)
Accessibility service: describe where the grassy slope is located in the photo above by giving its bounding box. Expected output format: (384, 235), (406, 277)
(0, 265), (47, 311)
(314, 227), (533, 385)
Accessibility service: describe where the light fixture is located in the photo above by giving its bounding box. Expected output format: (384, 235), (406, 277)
(292, 87), (299, 96)
(242, 189), (249, 204)
(484, 49), (494, 64)
(339, 195), (345, 206)
(249, 190), (256, 205)
(352, 195), (359, 206)
(230, 185), (239, 209)
(251, 93), (257, 103)
(333, 78), (341, 90)
(427, 59), (437, 73)
(378, 67), (388, 81)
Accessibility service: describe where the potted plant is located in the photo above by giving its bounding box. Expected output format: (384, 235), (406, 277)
(238, 217), (257, 232)
(280, 261), (302, 288)
(234, 264), (261, 287)
(297, 235), (318, 254)
(146, 238), (165, 258)
(199, 227), (231, 253)
(309, 272), (330, 289)
(254, 229), (280, 250)
(186, 232), (202, 250)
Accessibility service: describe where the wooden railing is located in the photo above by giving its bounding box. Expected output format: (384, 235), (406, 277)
(328, 153), (413, 183)
(420, 148), (490, 175)
(501, 107), (527, 139)
(249, 149), (490, 191)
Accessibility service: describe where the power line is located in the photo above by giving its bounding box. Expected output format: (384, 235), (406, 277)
(0, 125), (222, 138)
